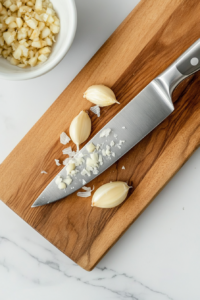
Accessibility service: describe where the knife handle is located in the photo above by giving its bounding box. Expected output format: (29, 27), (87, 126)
(176, 39), (200, 76)
(158, 39), (200, 95)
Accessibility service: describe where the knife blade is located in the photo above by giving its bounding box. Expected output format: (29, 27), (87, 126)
(32, 39), (200, 207)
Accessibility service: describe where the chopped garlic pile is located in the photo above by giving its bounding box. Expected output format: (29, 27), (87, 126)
(54, 108), (127, 193)
(62, 129), (126, 182)
(0, 0), (60, 68)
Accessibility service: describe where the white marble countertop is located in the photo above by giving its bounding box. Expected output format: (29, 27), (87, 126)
(1, 1), (200, 299)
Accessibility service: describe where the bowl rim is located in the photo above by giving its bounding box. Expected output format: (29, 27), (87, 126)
(0, 0), (77, 81)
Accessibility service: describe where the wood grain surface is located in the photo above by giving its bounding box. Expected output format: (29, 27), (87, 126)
(1, 0), (200, 271)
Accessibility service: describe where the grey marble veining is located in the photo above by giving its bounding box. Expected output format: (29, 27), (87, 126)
(0, 202), (174, 300)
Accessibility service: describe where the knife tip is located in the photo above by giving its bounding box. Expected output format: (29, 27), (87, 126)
(31, 203), (38, 208)
(31, 199), (43, 208)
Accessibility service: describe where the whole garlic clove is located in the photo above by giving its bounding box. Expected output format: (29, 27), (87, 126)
(83, 85), (119, 107)
(69, 111), (92, 150)
(92, 181), (130, 208)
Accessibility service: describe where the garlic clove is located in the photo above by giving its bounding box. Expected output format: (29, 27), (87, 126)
(69, 111), (91, 149)
(92, 181), (130, 208)
(83, 85), (119, 107)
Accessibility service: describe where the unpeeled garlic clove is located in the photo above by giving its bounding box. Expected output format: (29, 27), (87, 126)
(83, 85), (119, 107)
(69, 111), (92, 150)
(92, 181), (130, 208)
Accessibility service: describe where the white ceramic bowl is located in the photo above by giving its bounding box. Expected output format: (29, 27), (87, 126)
(0, 0), (77, 81)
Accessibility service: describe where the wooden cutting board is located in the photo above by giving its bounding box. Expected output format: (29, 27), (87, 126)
(1, 0), (200, 271)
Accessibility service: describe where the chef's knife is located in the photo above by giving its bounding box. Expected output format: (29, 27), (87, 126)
(32, 39), (200, 207)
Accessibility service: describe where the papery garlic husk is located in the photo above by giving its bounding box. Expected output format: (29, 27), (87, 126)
(92, 181), (130, 208)
(83, 85), (119, 107)
(69, 111), (92, 149)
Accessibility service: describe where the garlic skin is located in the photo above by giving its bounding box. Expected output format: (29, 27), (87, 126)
(69, 111), (91, 149)
(92, 181), (130, 208)
(83, 85), (119, 107)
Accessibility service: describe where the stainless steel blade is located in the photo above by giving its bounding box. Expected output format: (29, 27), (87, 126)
(32, 80), (174, 207)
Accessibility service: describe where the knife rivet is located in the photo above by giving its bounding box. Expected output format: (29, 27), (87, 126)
(190, 57), (199, 66)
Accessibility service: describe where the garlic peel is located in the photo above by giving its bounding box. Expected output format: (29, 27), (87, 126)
(60, 132), (70, 145)
(90, 105), (100, 117)
(83, 85), (119, 107)
(92, 182), (130, 208)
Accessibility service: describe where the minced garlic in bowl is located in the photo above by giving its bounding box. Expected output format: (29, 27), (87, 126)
(0, 0), (60, 67)
(0, 0), (77, 80)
